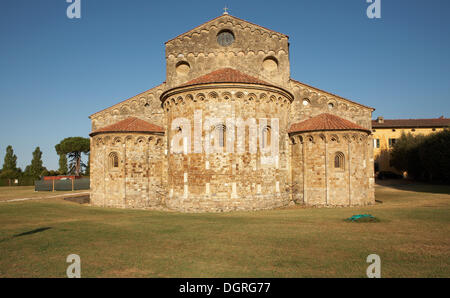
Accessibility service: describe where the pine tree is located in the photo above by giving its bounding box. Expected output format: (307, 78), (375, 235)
(58, 154), (68, 175)
(55, 137), (90, 176)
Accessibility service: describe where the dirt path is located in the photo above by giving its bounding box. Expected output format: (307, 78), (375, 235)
(0, 191), (90, 203)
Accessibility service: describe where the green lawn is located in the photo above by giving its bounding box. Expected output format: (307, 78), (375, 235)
(0, 183), (449, 278)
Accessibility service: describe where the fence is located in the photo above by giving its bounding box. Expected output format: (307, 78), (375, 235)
(35, 178), (90, 192)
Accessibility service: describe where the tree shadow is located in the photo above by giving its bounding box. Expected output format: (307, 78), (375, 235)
(376, 179), (450, 195)
(13, 227), (52, 238)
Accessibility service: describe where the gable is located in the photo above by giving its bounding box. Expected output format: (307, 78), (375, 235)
(165, 14), (291, 89)
(289, 79), (374, 130)
(89, 83), (166, 132)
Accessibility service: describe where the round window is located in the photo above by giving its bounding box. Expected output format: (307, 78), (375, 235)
(263, 57), (278, 71)
(217, 30), (235, 47)
(176, 61), (190, 75)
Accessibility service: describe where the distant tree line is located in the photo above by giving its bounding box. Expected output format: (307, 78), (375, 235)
(0, 137), (90, 182)
(390, 130), (450, 183)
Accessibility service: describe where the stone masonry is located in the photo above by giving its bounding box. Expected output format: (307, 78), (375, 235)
(89, 13), (375, 212)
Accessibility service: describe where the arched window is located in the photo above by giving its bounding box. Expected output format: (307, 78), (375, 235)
(215, 124), (226, 148)
(261, 126), (271, 149)
(334, 152), (345, 170)
(109, 152), (119, 169)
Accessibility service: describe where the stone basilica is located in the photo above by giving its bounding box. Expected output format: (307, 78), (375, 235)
(89, 13), (375, 212)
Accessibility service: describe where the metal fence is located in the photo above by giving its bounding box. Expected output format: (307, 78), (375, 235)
(35, 178), (90, 192)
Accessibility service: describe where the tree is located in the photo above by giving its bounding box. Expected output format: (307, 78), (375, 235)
(390, 130), (450, 183)
(24, 147), (46, 179)
(1, 145), (20, 180)
(84, 153), (90, 176)
(58, 154), (68, 175)
(55, 137), (90, 176)
(2, 145), (17, 172)
(418, 130), (450, 182)
(390, 132), (426, 179)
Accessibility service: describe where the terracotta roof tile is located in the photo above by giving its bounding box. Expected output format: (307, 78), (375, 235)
(289, 113), (370, 134)
(90, 117), (164, 136)
(182, 68), (273, 87)
(372, 117), (450, 128)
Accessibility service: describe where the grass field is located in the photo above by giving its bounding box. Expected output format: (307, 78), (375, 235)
(0, 186), (88, 202)
(0, 182), (449, 278)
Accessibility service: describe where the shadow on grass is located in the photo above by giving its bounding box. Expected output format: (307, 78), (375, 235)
(13, 227), (52, 238)
(376, 179), (450, 195)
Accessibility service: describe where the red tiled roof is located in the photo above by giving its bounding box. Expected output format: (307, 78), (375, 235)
(90, 117), (164, 136)
(372, 117), (450, 128)
(289, 113), (370, 134)
(182, 68), (273, 87)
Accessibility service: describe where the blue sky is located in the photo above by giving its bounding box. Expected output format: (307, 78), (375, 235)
(0, 0), (449, 170)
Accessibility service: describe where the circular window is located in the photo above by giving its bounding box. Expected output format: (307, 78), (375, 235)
(176, 61), (190, 75)
(217, 30), (235, 47)
(263, 57), (278, 71)
(302, 99), (310, 106)
(328, 103), (334, 109)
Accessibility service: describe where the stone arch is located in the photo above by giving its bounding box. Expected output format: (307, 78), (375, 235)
(120, 105), (130, 115)
(135, 136), (147, 145)
(108, 152), (120, 169)
(113, 136), (123, 145)
(247, 93), (257, 101)
(185, 94), (194, 102)
(334, 151), (345, 170)
(196, 93), (206, 101)
(215, 124), (227, 148)
(95, 137), (104, 146)
(208, 91), (218, 100)
(221, 91), (232, 100)
(235, 91), (245, 99)
(330, 134), (340, 143)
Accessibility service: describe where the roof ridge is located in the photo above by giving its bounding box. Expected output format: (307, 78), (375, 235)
(89, 83), (166, 118)
(290, 78), (375, 111)
(165, 14), (288, 45)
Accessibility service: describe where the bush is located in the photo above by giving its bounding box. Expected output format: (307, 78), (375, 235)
(390, 130), (450, 183)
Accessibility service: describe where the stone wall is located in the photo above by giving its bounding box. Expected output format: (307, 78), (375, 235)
(89, 83), (166, 132)
(289, 131), (375, 207)
(90, 133), (165, 209)
(165, 15), (290, 89)
(161, 83), (293, 212)
(289, 80), (374, 130)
